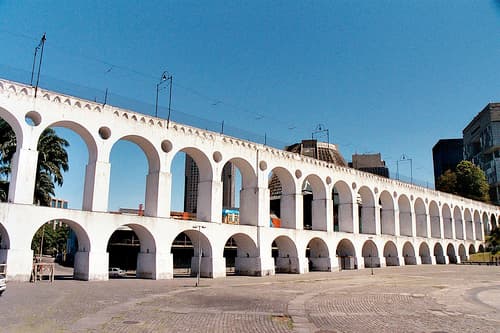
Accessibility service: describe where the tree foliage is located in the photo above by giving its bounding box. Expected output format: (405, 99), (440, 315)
(0, 118), (69, 206)
(436, 160), (490, 202)
(31, 222), (70, 257)
(486, 227), (500, 255)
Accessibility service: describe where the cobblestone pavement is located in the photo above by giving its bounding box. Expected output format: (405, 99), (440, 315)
(0, 265), (499, 332)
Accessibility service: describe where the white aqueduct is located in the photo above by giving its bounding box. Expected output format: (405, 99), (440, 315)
(0, 78), (498, 281)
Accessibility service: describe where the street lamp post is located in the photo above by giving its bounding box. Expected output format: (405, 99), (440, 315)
(396, 154), (413, 184)
(155, 71), (173, 122)
(193, 225), (206, 287)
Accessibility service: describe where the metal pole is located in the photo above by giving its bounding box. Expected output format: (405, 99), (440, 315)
(167, 75), (173, 128)
(155, 83), (159, 117)
(196, 228), (201, 287)
(34, 33), (46, 98)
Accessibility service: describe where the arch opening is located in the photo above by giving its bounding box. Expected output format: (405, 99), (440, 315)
(379, 191), (395, 235)
(171, 230), (213, 278)
(333, 181), (353, 233)
(429, 201), (441, 238)
(383, 241), (399, 266)
(415, 198), (427, 237)
(268, 168), (296, 229)
(398, 195), (412, 236)
(31, 219), (90, 280)
(272, 236), (300, 273)
(361, 240), (380, 268)
(336, 239), (357, 270)
(458, 244), (467, 262)
(358, 186), (376, 235)
(447, 243), (457, 264)
(442, 205), (453, 239)
(454, 207), (464, 240)
(170, 148), (213, 222)
(223, 233), (259, 276)
(419, 242), (432, 264)
(306, 237), (331, 271)
(302, 175), (327, 231)
(434, 243), (446, 264)
(402, 242), (416, 265)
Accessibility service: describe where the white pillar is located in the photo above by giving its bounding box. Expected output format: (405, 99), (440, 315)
(240, 187), (268, 227)
(197, 179), (222, 223)
(311, 198), (332, 232)
(74, 250), (108, 281)
(82, 160), (111, 212)
(339, 203), (354, 233)
(137, 251), (173, 279)
(281, 193), (302, 229)
(3, 248), (33, 281)
(144, 171), (171, 218)
(191, 255), (226, 278)
(8, 148), (38, 204)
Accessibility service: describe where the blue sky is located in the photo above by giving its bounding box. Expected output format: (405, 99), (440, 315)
(0, 1), (499, 211)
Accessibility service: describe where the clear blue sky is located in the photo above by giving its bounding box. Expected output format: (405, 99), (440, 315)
(0, 1), (499, 210)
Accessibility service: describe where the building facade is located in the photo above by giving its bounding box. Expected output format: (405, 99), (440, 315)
(463, 103), (500, 204)
(350, 153), (389, 178)
(432, 139), (464, 184)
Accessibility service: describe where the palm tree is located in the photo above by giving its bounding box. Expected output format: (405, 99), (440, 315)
(0, 119), (69, 206)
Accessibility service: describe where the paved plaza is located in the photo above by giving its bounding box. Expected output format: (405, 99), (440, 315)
(0, 265), (499, 333)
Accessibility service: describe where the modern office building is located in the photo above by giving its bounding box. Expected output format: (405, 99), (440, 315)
(463, 102), (500, 204)
(432, 139), (463, 185)
(184, 156), (235, 214)
(349, 153), (389, 178)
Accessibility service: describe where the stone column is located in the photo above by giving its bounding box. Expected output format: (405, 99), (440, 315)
(239, 186), (268, 227)
(2, 248), (33, 281)
(82, 160), (111, 212)
(197, 179), (222, 223)
(144, 171), (171, 218)
(74, 250), (108, 281)
(311, 198), (332, 232)
(8, 148), (38, 204)
(280, 193), (302, 229)
(191, 255), (226, 278)
(338, 203), (354, 233)
(137, 251), (173, 279)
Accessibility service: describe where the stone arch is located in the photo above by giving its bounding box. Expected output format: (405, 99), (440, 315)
(0, 106), (24, 147)
(468, 244), (476, 255)
(479, 244), (485, 253)
(398, 195), (412, 236)
(224, 233), (259, 276)
(361, 240), (379, 268)
(171, 229), (214, 278)
(464, 209), (473, 241)
(106, 223), (157, 279)
(402, 241), (416, 265)
(473, 210), (482, 241)
(219, 157), (257, 226)
(269, 167), (297, 229)
(429, 201), (440, 238)
(333, 180), (353, 233)
(358, 186), (376, 234)
(454, 206), (464, 240)
(482, 212), (490, 235)
(170, 146), (214, 222)
(447, 243), (457, 264)
(442, 204), (452, 239)
(32, 218), (91, 280)
(434, 243), (446, 264)
(383, 241), (399, 266)
(379, 190), (395, 235)
(414, 198), (427, 237)
(490, 214), (497, 232)
(458, 244), (467, 262)
(336, 238), (357, 270)
(419, 242), (432, 264)
(45, 120), (99, 163)
(302, 174), (328, 231)
(306, 237), (331, 271)
(272, 235), (300, 273)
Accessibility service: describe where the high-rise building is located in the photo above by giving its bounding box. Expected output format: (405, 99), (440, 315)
(463, 102), (500, 203)
(349, 153), (389, 178)
(184, 156), (235, 214)
(432, 139), (463, 184)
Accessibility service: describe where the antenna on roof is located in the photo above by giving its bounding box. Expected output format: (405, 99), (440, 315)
(312, 124), (330, 145)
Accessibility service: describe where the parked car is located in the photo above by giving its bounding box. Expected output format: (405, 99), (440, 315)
(108, 267), (126, 278)
(0, 274), (6, 296)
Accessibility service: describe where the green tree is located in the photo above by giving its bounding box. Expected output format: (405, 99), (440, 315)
(486, 227), (500, 254)
(0, 119), (69, 206)
(436, 160), (490, 202)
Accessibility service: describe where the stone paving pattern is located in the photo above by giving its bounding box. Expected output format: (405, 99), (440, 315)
(0, 265), (499, 332)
